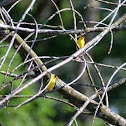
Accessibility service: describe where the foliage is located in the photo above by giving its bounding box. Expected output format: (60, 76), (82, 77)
(0, 0), (126, 126)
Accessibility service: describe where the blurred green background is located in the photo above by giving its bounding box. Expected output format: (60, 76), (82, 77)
(0, 0), (126, 126)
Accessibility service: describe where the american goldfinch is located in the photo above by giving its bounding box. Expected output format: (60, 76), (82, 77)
(76, 36), (85, 50)
(46, 74), (56, 91)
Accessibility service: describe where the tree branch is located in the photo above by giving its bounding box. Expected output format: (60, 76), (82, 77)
(0, 23), (126, 35)
(0, 8), (126, 126)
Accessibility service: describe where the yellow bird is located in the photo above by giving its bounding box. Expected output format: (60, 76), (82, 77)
(46, 74), (56, 91)
(76, 36), (85, 50)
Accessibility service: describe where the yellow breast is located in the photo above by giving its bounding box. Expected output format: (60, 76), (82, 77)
(76, 36), (85, 50)
(46, 74), (56, 91)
